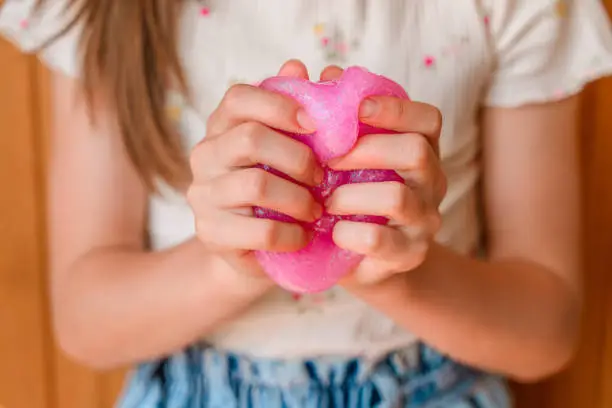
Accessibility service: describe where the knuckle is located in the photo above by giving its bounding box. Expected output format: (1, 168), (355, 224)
(185, 185), (199, 207)
(205, 109), (221, 133)
(410, 244), (429, 266)
(189, 141), (210, 175)
(186, 183), (214, 209)
(363, 225), (386, 253)
(242, 120), (265, 137)
(427, 108), (443, 136)
(411, 136), (431, 169)
(428, 212), (443, 234)
(223, 83), (251, 111)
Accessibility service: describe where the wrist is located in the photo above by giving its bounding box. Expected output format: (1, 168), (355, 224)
(207, 253), (276, 298)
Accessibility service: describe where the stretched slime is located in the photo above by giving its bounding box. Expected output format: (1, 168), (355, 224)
(254, 66), (409, 293)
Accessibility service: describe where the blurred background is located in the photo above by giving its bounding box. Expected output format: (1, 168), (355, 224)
(3, 4), (612, 408)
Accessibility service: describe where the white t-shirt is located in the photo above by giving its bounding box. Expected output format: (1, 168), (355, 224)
(3, 0), (612, 360)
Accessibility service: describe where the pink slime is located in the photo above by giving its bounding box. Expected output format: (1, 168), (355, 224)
(254, 66), (409, 293)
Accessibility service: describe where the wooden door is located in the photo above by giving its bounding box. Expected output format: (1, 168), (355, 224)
(0, 41), (127, 408)
(2, 4), (612, 406)
(0, 35), (51, 408)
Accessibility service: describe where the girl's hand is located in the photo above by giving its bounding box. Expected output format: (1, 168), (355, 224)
(187, 61), (322, 277)
(321, 67), (447, 285)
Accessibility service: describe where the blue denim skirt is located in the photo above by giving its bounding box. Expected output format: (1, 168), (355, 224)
(117, 343), (512, 407)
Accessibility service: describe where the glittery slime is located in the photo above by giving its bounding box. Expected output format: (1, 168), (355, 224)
(254, 66), (409, 293)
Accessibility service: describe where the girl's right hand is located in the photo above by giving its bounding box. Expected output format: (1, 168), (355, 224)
(187, 61), (323, 277)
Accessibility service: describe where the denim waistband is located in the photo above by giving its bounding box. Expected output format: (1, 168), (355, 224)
(198, 343), (477, 393)
(118, 342), (497, 407)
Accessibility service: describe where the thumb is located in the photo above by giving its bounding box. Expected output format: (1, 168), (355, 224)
(278, 59), (310, 80)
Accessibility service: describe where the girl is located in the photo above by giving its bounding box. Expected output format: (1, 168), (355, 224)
(2, 0), (612, 406)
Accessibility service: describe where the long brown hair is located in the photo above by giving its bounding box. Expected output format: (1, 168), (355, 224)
(37, 0), (189, 190)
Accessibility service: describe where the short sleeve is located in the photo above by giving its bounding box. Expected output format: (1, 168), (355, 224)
(0, 0), (80, 77)
(483, 0), (612, 107)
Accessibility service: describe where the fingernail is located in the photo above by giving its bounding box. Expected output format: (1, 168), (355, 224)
(360, 98), (379, 118)
(286, 225), (309, 250)
(326, 157), (342, 169)
(313, 166), (325, 185)
(324, 196), (334, 210)
(296, 109), (317, 132)
(312, 203), (323, 220)
(304, 230), (314, 243)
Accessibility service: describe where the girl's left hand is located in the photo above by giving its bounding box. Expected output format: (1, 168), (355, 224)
(321, 67), (447, 285)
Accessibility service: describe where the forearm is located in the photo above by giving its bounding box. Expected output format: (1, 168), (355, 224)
(53, 238), (273, 369)
(344, 243), (581, 381)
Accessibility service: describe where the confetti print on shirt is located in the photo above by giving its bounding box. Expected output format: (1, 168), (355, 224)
(313, 23), (350, 64)
(424, 34), (474, 71)
(483, 14), (491, 27)
(288, 288), (340, 314)
(555, 0), (569, 18)
(166, 91), (185, 123)
(199, 6), (211, 17)
(423, 55), (436, 68)
(196, 0), (212, 17)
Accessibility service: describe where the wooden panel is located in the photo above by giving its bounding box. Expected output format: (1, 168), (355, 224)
(101, 371), (129, 407)
(589, 76), (612, 408)
(587, 6), (612, 408)
(0, 41), (51, 408)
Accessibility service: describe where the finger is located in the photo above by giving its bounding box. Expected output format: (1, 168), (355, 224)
(328, 133), (446, 207)
(333, 221), (414, 260)
(207, 84), (316, 137)
(350, 251), (429, 285)
(328, 133), (437, 176)
(191, 122), (323, 185)
(278, 59), (310, 79)
(320, 65), (344, 81)
(196, 211), (308, 252)
(327, 182), (425, 226)
(203, 168), (322, 222)
(359, 98), (442, 155)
